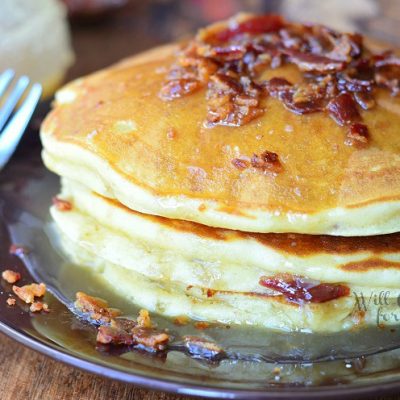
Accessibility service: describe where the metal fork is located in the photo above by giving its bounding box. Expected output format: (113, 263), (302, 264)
(0, 69), (42, 169)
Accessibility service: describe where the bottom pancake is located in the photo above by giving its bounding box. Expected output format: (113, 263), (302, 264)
(55, 231), (400, 333)
(50, 180), (400, 332)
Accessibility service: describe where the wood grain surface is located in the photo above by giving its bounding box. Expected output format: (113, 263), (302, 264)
(2, 1), (400, 400)
(0, 333), (192, 400)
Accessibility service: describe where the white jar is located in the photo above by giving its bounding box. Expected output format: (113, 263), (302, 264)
(0, 0), (74, 98)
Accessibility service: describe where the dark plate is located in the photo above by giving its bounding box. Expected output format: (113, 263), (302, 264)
(1, 117), (400, 399)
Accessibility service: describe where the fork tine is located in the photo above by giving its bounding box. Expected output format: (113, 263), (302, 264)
(0, 75), (30, 132)
(0, 69), (15, 98)
(0, 83), (42, 169)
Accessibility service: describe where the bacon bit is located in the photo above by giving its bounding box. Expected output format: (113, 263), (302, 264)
(9, 244), (29, 257)
(251, 150), (282, 173)
(231, 158), (250, 170)
(205, 45), (246, 61)
(374, 53), (400, 68)
(174, 315), (190, 326)
(327, 33), (362, 62)
(52, 196), (72, 211)
(337, 59), (374, 93)
(266, 76), (331, 114)
(2, 270), (21, 284)
(211, 14), (285, 42)
(206, 74), (263, 126)
(281, 84), (327, 114)
(137, 309), (153, 328)
(6, 298), (16, 306)
(194, 321), (210, 330)
(283, 49), (345, 73)
(97, 324), (135, 346)
(12, 283), (46, 304)
(375, 65), (400, 96)
(30, 301), (49, 313)
(183, 336), (225, 360)
(159, 79), (202, 101)
(259, 274), (350, 303)
(326, 92), (360, 126)
(75, 292), (121, 324)
(345, 123), (369, 146)
(265, 77), (293, 97)
(131, 328), (169, 351)
(97, 317), (169, 351)
(354, 91), (375, 110)
(206, 288), (216, 298)
(166, 128), (176, 139)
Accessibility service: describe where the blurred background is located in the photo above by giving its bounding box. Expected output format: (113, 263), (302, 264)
(1, 0), (400, 100)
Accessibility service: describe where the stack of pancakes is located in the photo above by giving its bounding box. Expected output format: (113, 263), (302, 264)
(40, 15), (400, 332)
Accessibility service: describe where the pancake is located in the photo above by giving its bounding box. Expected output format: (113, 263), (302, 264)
(54, 179), (400, 290)
(49, 179), (400, 332)
(59, 233), (400, 333)
(40, 14), (400, 236)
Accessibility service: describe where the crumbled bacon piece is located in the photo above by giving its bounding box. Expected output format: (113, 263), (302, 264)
(209, 14), (285, 43)
(337, 59), (374, 93)
(345, 123), (369, 146)
(12, 283), (46, 304)
(206, 74), (264, 126)
(9, 244), (29, 257)
(283, 49), (345, 73)
(280, 83), (327, 114)
(52, 196), (72, 211)
(159, 78), (202, 101)
(375, 65), (400, 96)
(183, 336), (225, 360)
(75, 292), (121, 323)
(30, 301), (49, 313)
(354, 91), (375, 110)
(259, 274), (350, 303)
(137, 309), (153, 328)
(97, 315), (169, 351)
(111, 317), (137, 331)
(2, 270), (21, 284)
(205, 288), (216, 298)
(131, 328), (170, 351)
(326, 92), (360, 126)
(374, 53), (400, 68)
(166, 127), (176, 139)
(265, 77), (293, 97)
(251, 150), (282, 173)
(204, 44), (246, 61)
(6, 298), (16, 306)
(97, 325), (135, 346)
(326, 32), (363, 62)
(231, 158), (250, 170)
(194, 321), (210, 330)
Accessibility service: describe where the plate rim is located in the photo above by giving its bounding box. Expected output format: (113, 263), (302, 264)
(2, 318), (400, 399)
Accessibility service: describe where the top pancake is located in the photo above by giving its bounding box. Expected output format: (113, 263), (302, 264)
(41, 29), (400, 235)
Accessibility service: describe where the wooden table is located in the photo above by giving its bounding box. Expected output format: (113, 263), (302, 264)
(2, 1), (400, 399)
(0, 333), (191, 399)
